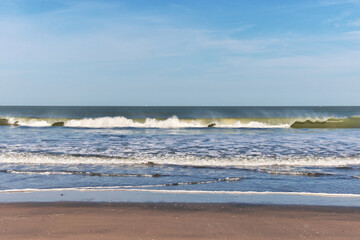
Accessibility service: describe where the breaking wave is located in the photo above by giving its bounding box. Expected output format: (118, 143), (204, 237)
(1, 115), (360, 129)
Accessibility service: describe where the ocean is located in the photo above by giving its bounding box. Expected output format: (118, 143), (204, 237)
(0, 106), (359, 198)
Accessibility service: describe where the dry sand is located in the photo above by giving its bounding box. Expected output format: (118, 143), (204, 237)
(0, 202), (359, 240)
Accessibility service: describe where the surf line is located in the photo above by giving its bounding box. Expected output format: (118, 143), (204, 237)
(1, 187), (360, 198)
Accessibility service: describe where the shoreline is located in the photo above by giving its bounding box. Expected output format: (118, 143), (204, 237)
(1, 188), (360, 206)
(1, 202), (359, 239)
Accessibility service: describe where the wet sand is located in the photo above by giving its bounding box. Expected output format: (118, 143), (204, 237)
(0, 202), (359, 240)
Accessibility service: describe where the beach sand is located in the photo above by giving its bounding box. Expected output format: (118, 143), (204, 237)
(0, 203), (359, 240)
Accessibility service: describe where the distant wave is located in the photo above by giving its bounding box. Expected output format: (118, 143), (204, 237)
(290, 116), (360, 128)
(1, 115), (360, 129)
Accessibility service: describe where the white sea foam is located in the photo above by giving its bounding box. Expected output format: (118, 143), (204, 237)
(1, 153), (359, 167)
(64, 116), (289, 128)
(65, 116), (204, 128)
(2, 115), (360, 128)
(8, 117), (51, 127)
(219, 121), (290, 128)
(2, 116), (291, 128)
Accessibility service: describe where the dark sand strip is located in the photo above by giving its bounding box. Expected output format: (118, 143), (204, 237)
(0, 202), (359, 240)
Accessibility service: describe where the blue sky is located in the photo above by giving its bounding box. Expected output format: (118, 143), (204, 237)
(1, 0), (360, 106)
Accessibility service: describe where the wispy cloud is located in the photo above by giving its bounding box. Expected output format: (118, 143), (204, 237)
(1, 2), (359, 68)
(267, 0), (360, 13)
(347, 19), (360, 26)
(323, 10), (353, 25)
(318, 0), (360, 6)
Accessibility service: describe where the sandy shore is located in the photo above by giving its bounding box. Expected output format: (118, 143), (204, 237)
(0, 202), (359, 240)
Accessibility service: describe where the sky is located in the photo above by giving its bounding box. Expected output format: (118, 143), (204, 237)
(1, 0), (360, 106)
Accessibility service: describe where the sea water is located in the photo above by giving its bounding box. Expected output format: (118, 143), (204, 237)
(0, 106), (359, 198)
